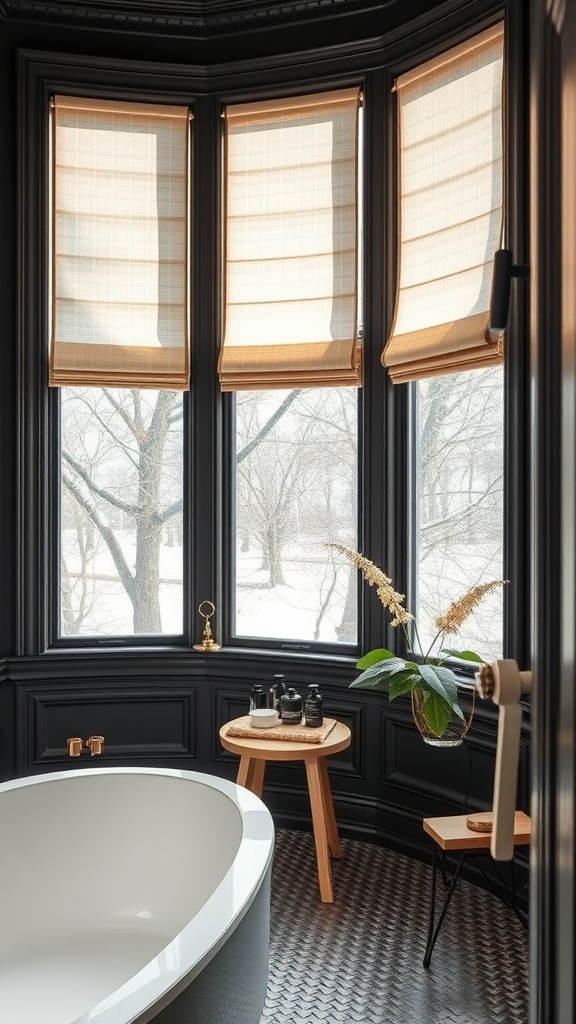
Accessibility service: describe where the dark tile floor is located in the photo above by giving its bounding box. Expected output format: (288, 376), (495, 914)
(261, 829), (529, 1024)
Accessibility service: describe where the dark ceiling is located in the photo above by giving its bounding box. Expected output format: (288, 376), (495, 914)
(0, 0), (448, 38)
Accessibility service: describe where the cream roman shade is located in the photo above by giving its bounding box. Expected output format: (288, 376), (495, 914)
(383, 24), (504, 384)
(51, 96), (190, 389)
(219, 88), (361, 391)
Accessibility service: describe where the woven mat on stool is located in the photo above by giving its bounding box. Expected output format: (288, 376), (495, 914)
(225, 716), (337, 744)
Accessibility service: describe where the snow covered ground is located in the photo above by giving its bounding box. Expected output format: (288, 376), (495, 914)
(61, 529), (504, 660)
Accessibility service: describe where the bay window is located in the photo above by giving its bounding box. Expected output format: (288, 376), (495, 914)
(42, 16), (507, 660)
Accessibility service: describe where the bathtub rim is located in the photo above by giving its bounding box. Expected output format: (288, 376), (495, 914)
(0, 766), (274, 1024)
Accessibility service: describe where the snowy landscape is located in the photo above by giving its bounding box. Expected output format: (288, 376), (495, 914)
(60, 369), (504, 661)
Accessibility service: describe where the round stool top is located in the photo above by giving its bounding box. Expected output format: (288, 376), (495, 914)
(219, 718), (351, 761)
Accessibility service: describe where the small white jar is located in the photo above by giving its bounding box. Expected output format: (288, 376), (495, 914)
(249, 708), (279, 729)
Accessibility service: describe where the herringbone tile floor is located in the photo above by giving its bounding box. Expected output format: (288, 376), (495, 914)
(262, 829), (529, 1024)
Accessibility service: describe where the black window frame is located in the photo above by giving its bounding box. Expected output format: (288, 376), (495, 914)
(16, 0), (530, 674)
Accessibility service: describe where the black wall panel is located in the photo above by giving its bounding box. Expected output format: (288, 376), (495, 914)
(17, 682), (198, 772)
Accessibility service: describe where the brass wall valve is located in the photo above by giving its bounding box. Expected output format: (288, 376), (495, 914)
(85, 735), (105, 756)
(66, 737), (83, 757)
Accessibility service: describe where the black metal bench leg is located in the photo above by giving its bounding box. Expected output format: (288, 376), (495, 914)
(472, 854), (529, 930)
(423, 844), (438, 968)
(423, 849), (467, 969)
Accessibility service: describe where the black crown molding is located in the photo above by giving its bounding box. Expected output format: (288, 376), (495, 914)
(0, 0), (399, 35)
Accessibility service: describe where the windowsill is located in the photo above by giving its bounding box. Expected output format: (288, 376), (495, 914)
(17, 644), (360, 664)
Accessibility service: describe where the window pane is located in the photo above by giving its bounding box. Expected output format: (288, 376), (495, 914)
(416, 367), (504, 660)
(234, 388), (358, 643)
(60, 387), (183, 636)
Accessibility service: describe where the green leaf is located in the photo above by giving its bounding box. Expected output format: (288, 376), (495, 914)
(388, 671), (419, 700)
(349, 657), (408, 690)
(363, 657), (408, 676)
(356, 648), (395, 670)
(418, 663), (457, 704)
(420, 691), (452, 737)
(425, 664), (458, 701)
(417, 664), (465, 721)
(440, 648), (483, 663)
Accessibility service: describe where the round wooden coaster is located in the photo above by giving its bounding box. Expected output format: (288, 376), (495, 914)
(466, 811), (494, 833)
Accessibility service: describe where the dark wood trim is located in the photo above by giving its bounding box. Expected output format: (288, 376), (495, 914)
(11, 9), (505, 92)
(503, 0), (532, 665)
(0, 36), (16, 659)
(361, 63), (393, 654)
(530, 4), (561, 1019)
(16, 48), (52, 656)
(0, 0), (483, 41)
(189, 93), (224, 646)
(556, 4), (576, 1015)
(530, 1), (576, 1022)
(1, 0), (395, 33)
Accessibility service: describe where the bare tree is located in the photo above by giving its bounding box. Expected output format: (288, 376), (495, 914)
(236, 389), (357, 592)
(60, 386), (311, 633)
(61, 388), (183, 633)
(416, 367), (504, 655)
(61, 492), (99, 634)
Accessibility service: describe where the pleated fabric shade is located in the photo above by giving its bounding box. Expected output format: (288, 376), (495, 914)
(219, 88), (362, 391)
(383, 24), (504, 384)
(50, 96), (190, 389)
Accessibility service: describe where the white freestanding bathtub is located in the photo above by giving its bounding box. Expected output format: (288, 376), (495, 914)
(0, 766), (274, 1024)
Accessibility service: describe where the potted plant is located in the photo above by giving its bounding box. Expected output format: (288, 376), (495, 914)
(330, 544), (507, 746)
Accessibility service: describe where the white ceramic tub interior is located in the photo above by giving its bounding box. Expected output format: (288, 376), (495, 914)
(0, 767), (274, 1024)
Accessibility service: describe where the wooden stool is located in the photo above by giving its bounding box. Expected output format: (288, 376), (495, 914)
(219, 718), (351, 903)
(422, 811), (531, 967)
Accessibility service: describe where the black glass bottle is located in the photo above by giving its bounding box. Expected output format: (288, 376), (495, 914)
(304, 684), (324, 728)
(280, 687), (303, 725)
(270, 673), (287, 712)
(249, 684), (267, 711)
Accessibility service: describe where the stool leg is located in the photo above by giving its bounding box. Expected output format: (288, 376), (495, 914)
(250, 759), (266, 799)
(318, 755), (342, 859)
(236, 755), (252, 788)
(234, 753), (261, 790)
(305, 757), (334, 903)
(423, 850), (467, 968)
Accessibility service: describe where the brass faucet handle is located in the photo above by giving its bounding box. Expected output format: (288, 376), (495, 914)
(85, 735), (105, 756)
(66, 737), (83, 757)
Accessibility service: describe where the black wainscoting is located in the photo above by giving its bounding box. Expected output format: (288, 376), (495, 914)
(4, 650), (530, 908)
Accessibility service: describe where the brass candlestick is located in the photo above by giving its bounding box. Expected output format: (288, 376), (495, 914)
(193, 600), (221, 652)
